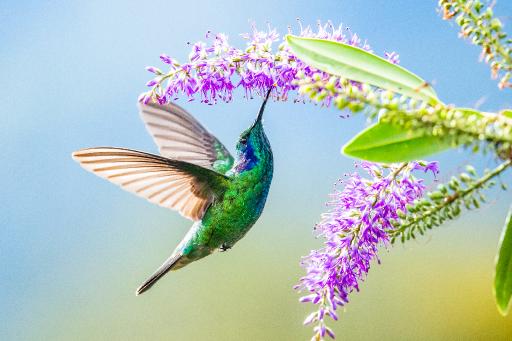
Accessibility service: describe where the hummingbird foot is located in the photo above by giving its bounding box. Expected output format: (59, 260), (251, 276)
(219, 243), (232, 252)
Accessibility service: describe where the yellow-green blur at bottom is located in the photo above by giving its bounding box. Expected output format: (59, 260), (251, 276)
(18, 210), (512, 340)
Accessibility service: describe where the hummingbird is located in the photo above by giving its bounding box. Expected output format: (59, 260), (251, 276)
(72, 90), (273, 295)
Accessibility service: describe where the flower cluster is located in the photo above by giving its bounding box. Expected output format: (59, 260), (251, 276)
(439, 0), (512, 89)
(296, 161), (438, 340)
(140, 22), (399, 105)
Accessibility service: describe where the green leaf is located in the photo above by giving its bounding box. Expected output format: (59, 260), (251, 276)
(342, 121), (455, 163)
(286, 35), (441, 105)
(500, 109), (512, 119)
(494, 206), (512, 316)
(342, 107), (486, 162)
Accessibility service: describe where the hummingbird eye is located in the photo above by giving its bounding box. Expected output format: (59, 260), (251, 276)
(240, 137), (248, 144)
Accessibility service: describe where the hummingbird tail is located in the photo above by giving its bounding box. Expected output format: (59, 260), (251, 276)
(135, 253), (183, 296)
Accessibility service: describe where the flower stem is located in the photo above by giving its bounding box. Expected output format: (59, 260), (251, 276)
(391, 159), (512, 239)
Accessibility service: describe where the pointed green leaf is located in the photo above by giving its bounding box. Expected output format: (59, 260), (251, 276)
(342, 107), (486, 162)
(342, 121), (455, 163)
(286, 35), (441, 105)
(494, 206), (512, 316)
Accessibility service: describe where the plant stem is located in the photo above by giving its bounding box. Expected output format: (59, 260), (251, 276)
(390, 159), (512, 238)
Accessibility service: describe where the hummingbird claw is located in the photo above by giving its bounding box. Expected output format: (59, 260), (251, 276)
(220, 243), (232, 252)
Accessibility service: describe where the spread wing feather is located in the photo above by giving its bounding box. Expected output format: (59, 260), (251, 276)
(72, 147), (229, 221)
(138, 102), (234, 174)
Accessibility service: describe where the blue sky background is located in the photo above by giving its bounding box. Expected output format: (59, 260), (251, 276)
(2, 0), (512, 339)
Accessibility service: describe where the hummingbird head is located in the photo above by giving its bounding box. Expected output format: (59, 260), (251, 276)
(235, 89), (273, 172)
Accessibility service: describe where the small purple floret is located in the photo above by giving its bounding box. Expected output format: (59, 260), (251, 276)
(385, 51), (400, 64)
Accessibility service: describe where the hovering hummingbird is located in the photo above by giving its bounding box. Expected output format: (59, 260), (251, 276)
(72, 90), (273, 295)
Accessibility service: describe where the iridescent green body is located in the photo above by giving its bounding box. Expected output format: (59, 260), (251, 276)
(173, 119), (273, 269)
(128, 93), (276, 294)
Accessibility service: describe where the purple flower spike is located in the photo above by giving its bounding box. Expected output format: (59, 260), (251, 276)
(142, 22), (398, 105)
(296, 161), (437, 340)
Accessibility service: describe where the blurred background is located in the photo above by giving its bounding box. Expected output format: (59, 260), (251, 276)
(2, 0), (512, 339)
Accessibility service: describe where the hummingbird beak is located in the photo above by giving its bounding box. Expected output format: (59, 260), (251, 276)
(252, 88), (272, 128)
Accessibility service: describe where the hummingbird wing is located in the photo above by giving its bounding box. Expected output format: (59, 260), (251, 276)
(72, 147), (229, 221)
(138, 102), (234, 175)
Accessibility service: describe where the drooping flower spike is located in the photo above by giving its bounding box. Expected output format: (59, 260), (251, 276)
(140, 21), (399, 106)
(296, 161), (438, 340)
